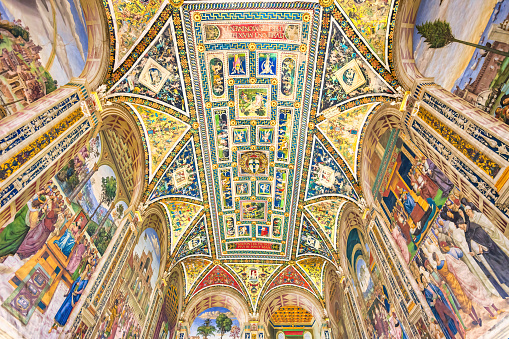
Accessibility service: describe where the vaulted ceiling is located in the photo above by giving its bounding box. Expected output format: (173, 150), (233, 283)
(102, 0), (399, 310)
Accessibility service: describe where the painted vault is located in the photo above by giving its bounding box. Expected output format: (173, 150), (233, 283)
(103, 0), (400, 309)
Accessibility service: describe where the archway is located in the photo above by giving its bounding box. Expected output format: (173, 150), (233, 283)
(258, 286), (325, 339)
(183, 287), (251, 339)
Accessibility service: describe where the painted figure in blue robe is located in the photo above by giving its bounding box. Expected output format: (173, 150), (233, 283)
(54, 220), (84, 257)
(49, 256), (96, 333)
(421, 278), (462, 339)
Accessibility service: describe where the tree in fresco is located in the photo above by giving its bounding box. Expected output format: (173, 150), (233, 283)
(197, 319), (216, 339)
(417, 20), (509, 57)
(115, 203), (125, 223)
(230, 326), (240, 339)
(216, 313), (233, 339)
(88, 176), (117, 221)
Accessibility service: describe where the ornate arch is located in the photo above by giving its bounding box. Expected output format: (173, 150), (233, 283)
(139, 203), (169, 280)
(100, 104), (147, 211)
(359, 105), (403, 207)
(182, 287), (251, 331)
(323, 264), (347, 339)
(392, 0), (426, 90)
(164, 266), (185, 337)
(258, 286), (324, 328)
(77, 0), (112, 89)
(337, 202), (363, 261)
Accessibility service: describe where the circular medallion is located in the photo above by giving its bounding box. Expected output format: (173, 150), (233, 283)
(228, 78), (235, 86)
(193, 13), (202, 22)
(170, 0), (184, 8)
(250, 120), (257, 126)
(302, 13), (311, 22)
(319, 0), (334, 8)
(271, 78), (278, 85)
(249, 77), (257, 84)
(299, 44), (307, 53)
(205, 102), (212, 109)
(271, 100), (278, 107)
(248, 43), (257, 51)
(197, 43), (205, 53)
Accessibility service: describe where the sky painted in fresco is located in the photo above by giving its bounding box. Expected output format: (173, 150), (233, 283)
(413, 0), (499, 90)
(190, 307), (240, 339)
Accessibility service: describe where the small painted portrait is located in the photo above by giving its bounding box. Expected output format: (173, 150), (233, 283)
(334, 59), (366, 94)
(204, 24), (220, 41)
(257, 126), (274, 145)
(225, 216), (235, 238)
(139, 57), (170, 93)
(257, 182), (272, 196)
(258, 52), (277, 76)
(228, 53), (247, 76)
(238, 224), (250, 237)
(232, 126), (249, 145)
(209, 57), (225, 97)
(214, 109), (230, 161)
(272, 217), (282, 237)
(276, 108), (292, 162)
(240, 201), (267, 221)
(274, 170), (287, 209)
(237, 87), (270, 119)
(235, 182), (250, 196)
(284, 24), (300, 41)
(257, 225), (270, 237)
(280, 57), (296, 97)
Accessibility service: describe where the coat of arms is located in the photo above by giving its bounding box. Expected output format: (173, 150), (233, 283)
(239, 151), (268, 176)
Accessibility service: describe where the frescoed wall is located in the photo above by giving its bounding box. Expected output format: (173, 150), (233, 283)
(413, 0), (509, 120)
(370, 130), (509, 338)
(0, 133), (128, 337)
(0, 0), (88, 115)
(125, 227), (161, 315)
(408, 185), (509, 339)
(95, 280), (142, 339)
(93, 226), (161, 339)
(372, 132), (451, 263)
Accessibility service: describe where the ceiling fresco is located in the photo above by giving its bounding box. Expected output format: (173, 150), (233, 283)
(270, 306), (314, 325)
(103, 0), (400, 309)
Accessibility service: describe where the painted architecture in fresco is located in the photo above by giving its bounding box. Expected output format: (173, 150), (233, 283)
(0, 132), (130, 337)
(414, 0), (509, 120)
(0, 0), (509, 338)
(0, 0), (88, 116)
